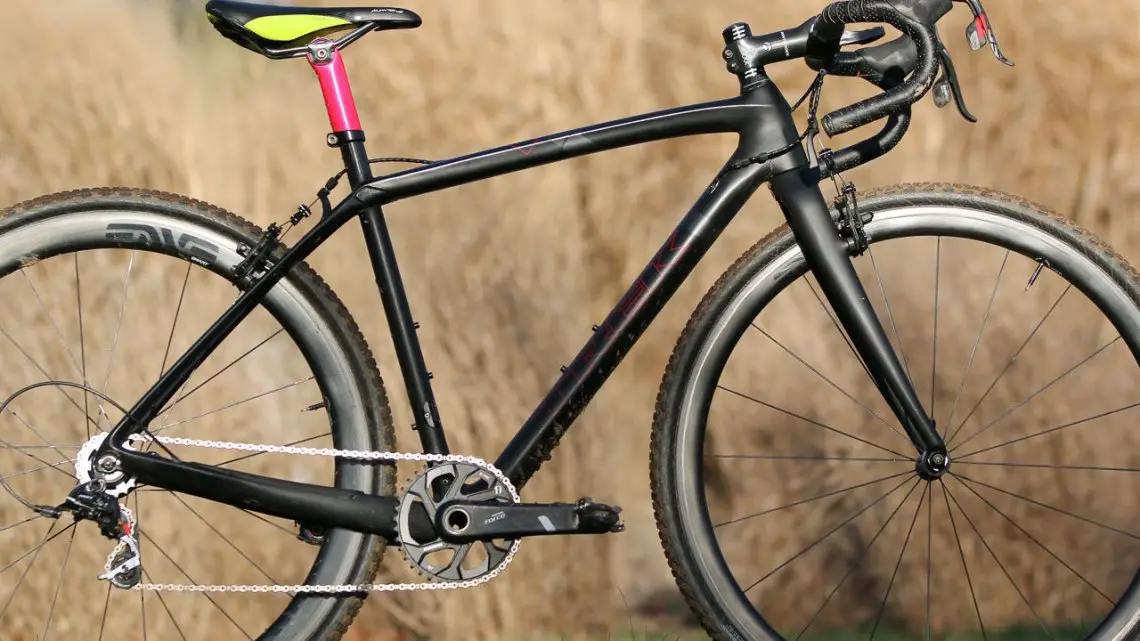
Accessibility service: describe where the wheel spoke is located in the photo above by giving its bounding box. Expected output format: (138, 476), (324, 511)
(956, 399), (1140, 461)
(806, 277), (875, 382)
(952, 471), (1138, 541)
(925, 482), (932, 641)
(41, 523), (77, 640)
(717, 385), (910, 459)
(715, 470), (912, 529)
(0, 515), (42, 536)
(159, 263), (193, 377)
(0, 433), (76, 482)
(0, 444), (80, 451)
(139, 528), (253, 639)
(866, 478), (927, 641)
(0, 455), (78, 484)
(943, 250), (1009, 432)
(20, 268), (84, 382)
(97, 249), (137, 424)
(943, 479), (1056, 640)
(742, 475), (914, 593)
(945, 284), (1070, 445)
(951, 335), (1121, 454)
(750, 323), (906, 442)
(158, 329), (286, 417)
(952, 473), (1114, 604)
(930, 237), (940, 416)
(168, 492), (284, 588)
(97, 583), (111, 641)
(793, 480), (922, 640)
(956, 460), (1140, 473)
(866, 246), (914, 384)
(137, 493), (148, 641)
(76, 254), (90, 438)
(143, 568), (189, 641)
(940, 479), (988, 641)
(708, 454), (909, 463)
(155, 376), (314, 432)
(237, 509), (297, 537)
(0, 521), (60, 623)
(0, 324), (100, 435)
(4, 409), (73, 470)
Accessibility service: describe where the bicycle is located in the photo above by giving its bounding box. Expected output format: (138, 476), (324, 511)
(0, 0), (1135, 638)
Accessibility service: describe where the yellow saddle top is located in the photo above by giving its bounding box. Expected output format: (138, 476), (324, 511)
(205, 1), (421, 57)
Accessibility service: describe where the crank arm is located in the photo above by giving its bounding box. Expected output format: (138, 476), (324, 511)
(436, 497), (624, 543)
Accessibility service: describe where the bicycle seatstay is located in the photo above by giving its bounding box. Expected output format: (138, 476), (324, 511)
(100, 19), (940, 538)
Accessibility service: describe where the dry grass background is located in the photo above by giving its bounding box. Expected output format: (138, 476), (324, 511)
(0, 0), (1138, 639)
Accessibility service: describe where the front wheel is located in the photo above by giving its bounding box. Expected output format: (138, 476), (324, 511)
(652, 183), (1140, 641)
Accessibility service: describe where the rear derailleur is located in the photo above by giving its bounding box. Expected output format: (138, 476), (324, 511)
(38, 480), (141, 589)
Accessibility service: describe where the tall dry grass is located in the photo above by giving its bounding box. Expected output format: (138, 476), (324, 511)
(0, 0), (1138, 639)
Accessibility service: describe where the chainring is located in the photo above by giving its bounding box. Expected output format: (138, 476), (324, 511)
(397, 462), (517, 582)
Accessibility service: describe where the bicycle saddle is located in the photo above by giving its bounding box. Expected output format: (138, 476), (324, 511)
(205, 0), (421, 57)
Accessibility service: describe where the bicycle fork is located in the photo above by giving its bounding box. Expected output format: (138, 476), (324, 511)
(768, 167), (948, 474)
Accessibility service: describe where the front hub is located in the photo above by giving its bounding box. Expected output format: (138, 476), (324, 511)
(915, 450), (950, 480)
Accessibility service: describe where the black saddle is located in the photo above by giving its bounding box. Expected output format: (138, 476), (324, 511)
(205, 1), (421, 58)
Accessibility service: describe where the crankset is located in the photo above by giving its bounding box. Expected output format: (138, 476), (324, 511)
(397, 462), (624, 581)
(435, 497), (625, 544)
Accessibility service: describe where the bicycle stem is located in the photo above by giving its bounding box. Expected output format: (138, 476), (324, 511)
(770, 167), (945, 455)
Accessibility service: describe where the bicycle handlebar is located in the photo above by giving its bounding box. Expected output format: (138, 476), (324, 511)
(722, 0), (991, 174)
(812, 0), (942, 137)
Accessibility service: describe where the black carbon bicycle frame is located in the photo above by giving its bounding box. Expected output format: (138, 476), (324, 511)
(99, 69), (944, 542)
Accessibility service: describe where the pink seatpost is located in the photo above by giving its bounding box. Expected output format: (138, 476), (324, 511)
(307, 39), (362, 132)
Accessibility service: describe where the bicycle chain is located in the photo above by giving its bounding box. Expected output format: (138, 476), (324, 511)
(119, 434), (522, 594)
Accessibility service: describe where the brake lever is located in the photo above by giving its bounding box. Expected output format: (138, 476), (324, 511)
(932, 46), (977, 123)
(839, 26), (886, 47)
(955, 0), (1014, 66)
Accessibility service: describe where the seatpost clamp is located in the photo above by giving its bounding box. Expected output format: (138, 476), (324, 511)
(307, 38), (336, 65)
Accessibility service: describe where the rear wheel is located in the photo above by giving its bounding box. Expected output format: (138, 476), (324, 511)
(0, 189), (395, 640)
(652, 184), (1140, 640)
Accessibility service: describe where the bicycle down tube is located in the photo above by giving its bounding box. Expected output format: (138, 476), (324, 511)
(99, 43), (939, 540)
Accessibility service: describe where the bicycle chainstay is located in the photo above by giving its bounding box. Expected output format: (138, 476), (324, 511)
(120, 434), (522, 594)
